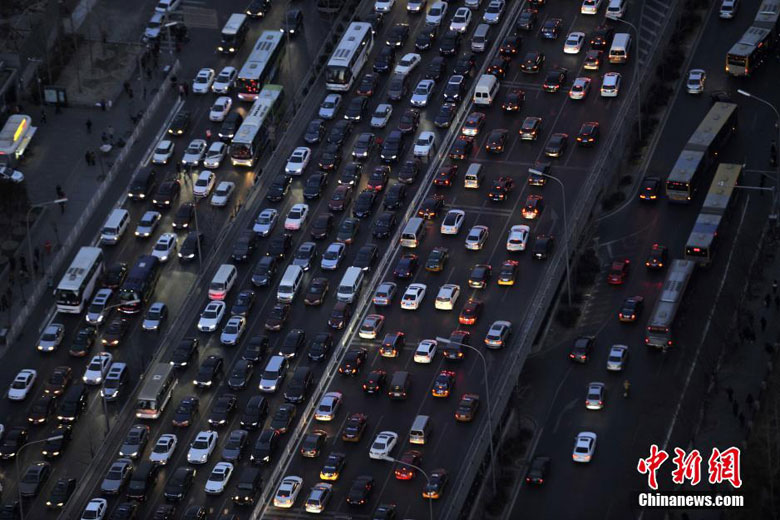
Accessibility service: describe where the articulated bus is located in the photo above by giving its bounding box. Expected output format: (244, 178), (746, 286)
(726, 0), (780, 76)
(684, 163), (743, 266)
(55, 247), (104, 314)
(665, 102), (739, 202)
(325, 22), (374, 91)
(236, 31), (285, 101)
(118, 255), (161, 314)
(136, 363), (177, 419)
(645, 260), (696, 349)
(229, 84), (284, 167)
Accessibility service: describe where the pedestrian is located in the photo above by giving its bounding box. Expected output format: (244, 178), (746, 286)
(86, 118), (92, 133)
(101, 131), (108, 144)
(43, 240), (52, 255)
(128, 87), (134, 99)
(90, 151), (97, 165)
(85, 150), (92, 165)
(771, 141), (778, 168)
(143, 86), (147, 99)
(107, 99), (113, 110)
(40, 108), (47, 124)
(19, 256), (27, 274)
(178, 84), (185, 100)
(205, 128), (212, 140)
(123, 80), (131, 94)
(765, 294), (771, 308)
(773, 280), (778, 294)
(107, 125), (114, 144)
(761, 316), (767, 332)
(0, 294), (8, 312)
(182, 82), (188, 96)
(55, 184), (64, 198)
(58, 193), (66, 213)
(99, 99), (106, 111)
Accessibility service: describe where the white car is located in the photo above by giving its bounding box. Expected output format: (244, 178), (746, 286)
(441, 209), (465, 234)
(37, 323), (65, 352)
(359, 314), (385, 339)
(465, 225), (489, 250)
(401, 283), (427, 310)
(719, 0), (739, 18)
(506, 225), (530, 251)
(220, 315), (246, 346)
(581, 0), (603, 14)
(285, 147), (312, 176)
(450, 7), (472, 32)
(414, 339), (438, 363)
(144, 12), (166, 41)
(407, 0), (427, 12)
(187, 430), (218, 464)
(0, 165), (24, 183)
(572, 431), (597, 462)
(426, 1), (449, 26)
(193, 171), (216, 198)
(274, 475), (304, 508)
(205, 461), (234, 495)
(371, 104), (393, 128)
(569, 77), (591, 100)
(369, 431), (398, 459)
(212, 66), (237, 94)
(151, 139), (174, 165)
(600, 72), (622, 97)
(394, 53), (422, 76)
(209, 96), (232, 122)
(563, 32), (585, 54)
(151, 233), (177, 262)
(284, 203), (309, 230)
(134, 210), (161, 238)
(585, 382), (606, 410)
(321, 242), (345, 270)
(314, 391), (342, 422)
(318, 93), (342, 120)
(156, 0), (181, 13)
(413, 131), (436, 157)
(410, 80), (435, 107)
(305, 482), (333, 514)
(8, 369), (37, 400)
(253, 208), (278, 236)
(192, 68), (215, 94)
(203, 141), (227, 169)
(435, 283), (460, 310)
(83, 352), (113, 385)
(198, 300), (226, 332)
(210, 181), (235, 207)
(482, 0), (505, 23)
(149, 433), (178, 465)
(372, 281), (397, 306)
(686, 69), (706, 94)
(80, 498), (108, 520)
(606, 344), (629, 371)
(181, 139), (207, 167)
(375, 0), (396, 12)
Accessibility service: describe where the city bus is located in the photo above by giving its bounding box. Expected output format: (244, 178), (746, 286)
(0, 114), (36, 160)
(118, 255), (161, 314)
(54, 246), (104, 314)
(684, 163), (742, 266)
(644, 260), (696, 349)
(218, 13), (249, 54)
(136, 363), (177, 419)
(229, 84), (284, 167)
(726, 0), (780, 76)
(236, 31), (284, 101)
(665, 102), (739, 202)
(325, 22), (374, 91)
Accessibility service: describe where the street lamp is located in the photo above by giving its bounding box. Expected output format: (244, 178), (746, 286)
(435, 337), (498, 495)
(737, 89), (780, 218)
(608, 16), (642, 141)
(16, 435), (64, 520)
(26, 198), (68, 278)
(535, 172), (572, 306)
(379, 454), (433, 520)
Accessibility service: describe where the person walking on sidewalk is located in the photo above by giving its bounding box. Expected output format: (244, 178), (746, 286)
(85, 150), (92, 165)
(40, 108), (47, 124)
(86, 118), (92, 133)
(107, 125), (115, 144)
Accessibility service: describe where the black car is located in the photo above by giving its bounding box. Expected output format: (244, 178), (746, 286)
(453, 53), (476, 77)
(352, 132), (377, 160)
(266, 174), (292, 202)
(172, 202), (194, 230)
(178, 231), (203, 263)
(300, 431), (326, 458)
(228, 360), (254, 391)
(127, 460), (160, 500)
(468, 264), (492, 289)
(544, 133), (569, 158)
(304, 277), (329, 306)
(543, 68), (567, 92)
(240, 395), (269, 430)
(329, 122), (354, 146)
(251, 256), (277, 287)
(398, 109), (420, 134)
(111, 502), (139, 519)
(526, 456), (550, 485)
(415, 23), (438, 51)
(302, 173), (327, 201)
(218, 112), (243, 141)
(231, 289), (255, 317)
(69, 326), (97, 357)
(308, 333), (334, 361)
(19, 461), (51, 497)
(449, 137), (473, 160)
(243, 335), (269, 364)
(250, 429), (279, 464)
(57, 384), (88, 423)
(182, 506), (207, 520)
(387, 74), (407, 102)
(303, 119), (325, 144)
(590, 24), (614, 50)
(46, 476), (76, 509)
(362, 369), (387, 394)
(383, 183), (407, 209)
(424, 56), (446, 81)
(164, 467), (195, 501)
(425, 247), (449, 272)
(102, 317), (129, 346)
(439, 30), (461, 55)
(245, 0), (271, 17)
(502, 89), (526, 112)
(168, 110), (190, 136)
(520, 50), (545, 73)
(540, 17), (562, 39)
(346, 475), (374, 506)
(317, 142), (342, 171)
(152, 180), (180, 209)
(194, 355), (223, 388)
(639, 176), (661, 201)
(339, 162), (363, 186)
(373, 211), (397, 239)
(381, 130), (405, 162)
(270, 404), (296, 434)
(0, 426), (28, 459)
(373, 45), (396, 73)
(576, 122), (600, 146)
(336, 218), (360, 243)
(516, 8), (538, 31)
(267, 233), (292, 258)
(172, 396), (199, 427)
(103, 262), (128, 289)
(353, 190), (376, 218)
(344, 96), (369, 121)
(386, 23), (409, 47)
(279, 329), (305, 359)
(532, 234), (554, 260)
(418, 194), (445, 219)
(434, 103), (457, 129)
(570, 336), (594, 363)
(339, 348), (368, 375)
(320, 452), (346, 479)
(342, 413), (367, 442)
(328, 301), (352, 329)
(292, 242), (317, 271)
(362, 11), (384, 34)
(264, 303), (291, 331)
(443, 75), (465, 102)
(208, 393), (237, 427)
(152, 504), (176, 520)
(356, 73), (379, 97)
(310, 213), (334, 240)
(499, 34), (522, 57)
(28, 395), (57, 425)
(393, 253), (418, 279)
(41, 424), (72, 458)
(398, 158), (421, 184)
(282, 8), (303, 34)
(231, 229), (257, 262)
(354, 244), (378, 271)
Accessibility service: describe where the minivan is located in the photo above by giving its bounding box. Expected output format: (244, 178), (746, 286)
(283, 366), (312, 404)
(608, 33), (631, 63)
(232, 467), (262, 506)
(100, 209), (130, 245)
(101, 362), (128, 401)
(208, 264), (238, 300)
(128, 168), (157, 201)
(400, 217), (426, 248)
(336, 266), (364, 303)
(409, 414), (432, 444)
(259, 356), (287, 393)
(464, 163), (484, 188)
(277, 265), (304, 303)
(218, 13), (249, 54)
(606, 0), (627, 18)
(471, 23), (491, 53)
(473, 74), (499, 106)
(388, 371), (411, 400)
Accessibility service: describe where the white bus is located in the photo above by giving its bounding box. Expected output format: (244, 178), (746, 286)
(55, 246), (104, 314)
(644, 260), (695, 349)
(236, 31), (285, 101)
(229, 84), (284, 167)
(0, 114), (36, 160)
(136, 363), (177, 419)
(325, 22), (374, 91)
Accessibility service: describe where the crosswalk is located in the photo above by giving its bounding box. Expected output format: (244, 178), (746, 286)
(638, 0), (676, 65)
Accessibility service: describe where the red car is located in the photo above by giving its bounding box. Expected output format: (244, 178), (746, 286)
(607, 259), (630, 285)
(394, 450), (422, 480)
(458, 299), (483, 325)
(433, 164), (458, 187)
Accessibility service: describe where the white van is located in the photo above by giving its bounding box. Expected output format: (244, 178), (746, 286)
(409, 415), (432, 444)
(606, 0), (627, 18)
(277, 265), (304, 303)
(400, 218), (426, 248)
(208, 264), (238, 300)
(337, 266), (364, 303)
(464, 163), (484, 189)
(471, 24), (491, 53)
(473, 74), (499, 106)
(608, 33), (631, 63)
(100, 209), (130, 245)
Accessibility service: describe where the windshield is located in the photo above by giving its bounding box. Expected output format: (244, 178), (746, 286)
(326, 66), (350, 85)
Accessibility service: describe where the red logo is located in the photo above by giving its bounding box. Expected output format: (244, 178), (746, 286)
(637, 444), (669, 490)
(638, 446), (742, 489)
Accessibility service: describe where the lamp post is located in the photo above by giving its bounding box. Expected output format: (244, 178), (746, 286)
(737, 89), (780, 219)
(536, 172), (572, 306)
(379, 454), (433, 520)
(609, 16), (642, 141)
(16, 435), (64, 520)
(26, 198), (68, 278)
(435, 337), (498, 495)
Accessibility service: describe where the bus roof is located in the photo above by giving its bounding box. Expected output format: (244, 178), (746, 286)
(686, 214), (722, 249)
(238, 31), (284, 80)
(668, 149), (705, 184)
(232, 85), (284, 145)
(123, 255), (159, 289)
(755, 0), (780, 31)
(702, 163), (741, 215)
(222, 13), (247, 35)
(687, 102), (739, 150)
(56, 247), (103, 292)
(138, 363), (174, 401)
(647, 260), (695, 328)
(328, 22), (372, 68)
(0, 114), (33, 155)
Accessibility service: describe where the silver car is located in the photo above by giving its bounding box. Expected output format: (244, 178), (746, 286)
(181, 139), (207, 167)
(321, 242), (345, 270)
(100, 458), (133, 495)
(686, 69), (706, 94)
(606, 344), (628, 371)
(203, 141), (227, 169)
(221, 429), (248, 462)
(134, 211), (161, 238)
(142, 302), (167, 331)
(585, 382), (605, 410)
(86, 287), (111, 325)
(37, 323), (65, 352)
(253, 208), (278, 236)
(220, 316), (246, 346)
(318, 93), (342, 120)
